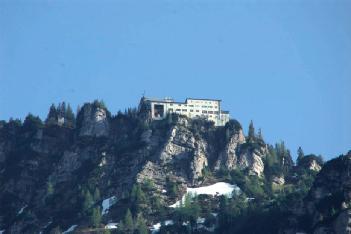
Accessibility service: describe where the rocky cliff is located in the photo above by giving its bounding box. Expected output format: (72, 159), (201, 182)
(0, 101), (344, 234)
(0, 102), (273, 233)
(282, 151), (351, 234)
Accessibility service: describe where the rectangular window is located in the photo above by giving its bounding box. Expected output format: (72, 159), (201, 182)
(182, 109), (187, 112)
(190, 109), (194, 112)
(196, 110), (200, 112)
(208, 111), (213, 114)
(202, 110), (207, 113)
(176, 109), (181, 111)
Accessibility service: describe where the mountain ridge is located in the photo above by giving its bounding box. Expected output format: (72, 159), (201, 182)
(0, 100), (348, 234)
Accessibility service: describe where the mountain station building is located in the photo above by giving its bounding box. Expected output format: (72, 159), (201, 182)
(138, 97), (230, 126)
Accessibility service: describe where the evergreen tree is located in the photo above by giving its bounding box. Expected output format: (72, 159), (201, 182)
(58, 102), (66, 118)
(64, 104), (75, 128)
(83, 190), (94, 212)
(23, 113), (43, 131)
(93, 187), (100, 202)
(248, 120), (255, 142)
(46, 104), (58, 125)
(257, 128), (263, 141)
(47, 181), (54, 196)
(122, 209), (134, 233)
(90, 206), (101, 227)
(297, 146), (304, 164)
(130, 184), (146, 213)
(135, 214), (148, 234)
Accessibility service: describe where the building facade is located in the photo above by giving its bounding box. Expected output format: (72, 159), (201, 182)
(138, 97), (230, 126)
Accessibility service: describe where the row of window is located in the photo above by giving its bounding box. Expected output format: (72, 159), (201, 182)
(169, 108), (219, 114)
(169, 103), (218, 109)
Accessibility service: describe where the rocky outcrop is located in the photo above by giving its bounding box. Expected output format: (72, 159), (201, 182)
(138, 117), (209, 187)
(214, 120), (268, 177)
(77, 103), (110, 137)
(215, 128), (246, 170)
(236, 145), (267, 177)
(282, 151), (351, 234)
(298, 155), (323, 172)
(272, 175), (285, 186)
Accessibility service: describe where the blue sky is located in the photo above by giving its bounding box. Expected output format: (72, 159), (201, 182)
(0, 0), (350, 160)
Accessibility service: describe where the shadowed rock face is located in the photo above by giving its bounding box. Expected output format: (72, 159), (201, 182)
(77, 104), (110, 137)
(0, 108), (282, 233)
(282, 151), (351, 234)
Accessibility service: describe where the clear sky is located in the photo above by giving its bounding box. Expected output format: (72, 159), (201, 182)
(0, 0), (350, 160)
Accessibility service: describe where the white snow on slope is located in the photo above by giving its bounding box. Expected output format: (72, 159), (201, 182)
(151, 220), (174, 233)
(17, 205), (28, 215)
(62, 225), (77, 234)
(102, 196), (117, 215)
(170, 182), (239, 208)
(105, 222), (118, 229)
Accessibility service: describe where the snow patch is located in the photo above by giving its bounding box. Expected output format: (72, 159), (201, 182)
(17, 205), (28, 215)
(197, 217), (205, 224)
(62, 225), (77, 234)
(170, 182), (239, 208)
(102, 196), (117, 215)
(105, 223), (118, 229)
(150, 220), (174, 233)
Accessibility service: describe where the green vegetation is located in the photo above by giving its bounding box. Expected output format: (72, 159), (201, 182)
(45, 102), (76, 127)
(90, 206), (102, 227)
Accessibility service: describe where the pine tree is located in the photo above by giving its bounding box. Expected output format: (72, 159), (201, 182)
(46, 104), (58, 125)
(65, 104), (75, 128)
(135, 214), (148, 234)
(131, 184), (146, 213)
(248, 120), (255, 142)
(58, 102), (66, 117)
(297, 146), (304, 164)
(83, 190), (94, 212)
(47, 181), (54, 196)
(123, 209), (134, 233)
(23, 113), (43, 131)
(93, 187), (100, 202)
(257, 128), (263, 141)
(90, 206), (101, 227)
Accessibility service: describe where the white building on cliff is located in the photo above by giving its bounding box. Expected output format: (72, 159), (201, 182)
(138, 97), (230, 126)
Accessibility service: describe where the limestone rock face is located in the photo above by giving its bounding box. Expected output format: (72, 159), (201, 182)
(190, 139), (208, 182)
(298, 155), (323, 172)
(215, 128), (246, 170)
(272, 175), (285, 186)
(237, 146), (267, 177)
(309, 159), (322, 172)
(159, 125), (195, 164)
(78, 104), (109, 137)
(215, 124), (267, 177)
(153, 118), (209, 185)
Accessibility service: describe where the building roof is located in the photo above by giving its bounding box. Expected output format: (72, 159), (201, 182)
(141, 97), (222, 104)
(186, 98), (222, 102)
